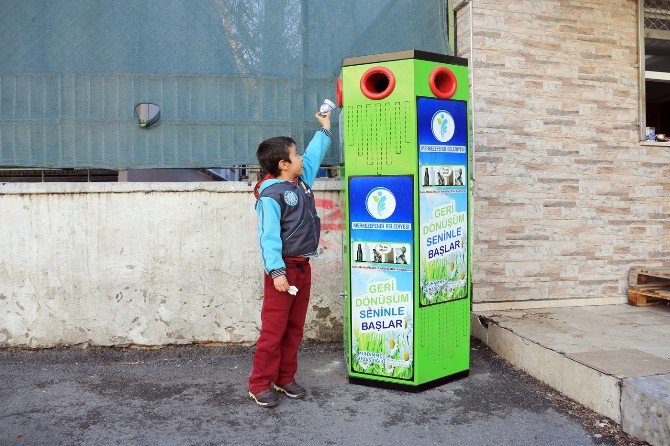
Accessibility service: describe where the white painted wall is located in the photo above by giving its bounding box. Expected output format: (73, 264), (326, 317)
(0, 181), (343, 348)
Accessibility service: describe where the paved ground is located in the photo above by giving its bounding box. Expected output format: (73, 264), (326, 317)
(475, 305), (670, 379)
(0, 339), (645, 446)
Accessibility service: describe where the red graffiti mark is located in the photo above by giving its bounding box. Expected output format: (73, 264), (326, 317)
(315, 198), (343, 231)
(315, 198), (343, 250)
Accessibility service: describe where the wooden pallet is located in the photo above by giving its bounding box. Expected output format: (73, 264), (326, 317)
(628, 285), (670, 306)
(629, 267), (670, 285)
(628, 267), (670, 306)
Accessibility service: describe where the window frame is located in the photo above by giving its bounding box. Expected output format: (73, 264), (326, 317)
(638, 0), (670, 142)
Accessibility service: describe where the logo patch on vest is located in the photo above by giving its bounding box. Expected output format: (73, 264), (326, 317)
(283, 190), (298, 206)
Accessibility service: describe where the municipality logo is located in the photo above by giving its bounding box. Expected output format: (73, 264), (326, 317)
(365, 187), (396, 220)
(283, 190), (298, 206)
(431, 110), (455, 142)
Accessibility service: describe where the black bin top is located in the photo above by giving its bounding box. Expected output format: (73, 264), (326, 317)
(343, 50), (467, 67)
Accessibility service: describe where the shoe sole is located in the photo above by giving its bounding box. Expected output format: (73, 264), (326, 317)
(248, 391), (280, 408)
(272, 383), (306, 399)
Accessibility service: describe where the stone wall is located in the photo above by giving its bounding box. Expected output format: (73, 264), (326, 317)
(0, 181), (343, 348)
(458, 0), (670, 307)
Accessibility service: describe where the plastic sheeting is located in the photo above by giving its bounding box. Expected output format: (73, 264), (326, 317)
(0, 0), (450, 169)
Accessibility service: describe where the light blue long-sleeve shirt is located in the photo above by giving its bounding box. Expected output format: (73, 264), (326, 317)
(256, 129), (332, 276)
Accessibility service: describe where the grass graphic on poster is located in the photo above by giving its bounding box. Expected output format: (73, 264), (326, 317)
(420, 251), (467, 306)
(352, 329), (413, 379)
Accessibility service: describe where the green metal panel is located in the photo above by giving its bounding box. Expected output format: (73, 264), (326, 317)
(342, 59), (417, 176)
(342, 51), (470, 388)
(414, 58), (471, 385)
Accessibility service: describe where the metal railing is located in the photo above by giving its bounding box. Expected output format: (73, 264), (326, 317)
(0, 166), (341, 183)
(645, 0), (670, 31)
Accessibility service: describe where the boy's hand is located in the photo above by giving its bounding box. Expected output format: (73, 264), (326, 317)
(315, 111), (331, 131)
(273, 274), (289, 292)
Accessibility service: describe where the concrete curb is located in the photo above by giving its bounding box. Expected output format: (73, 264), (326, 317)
(471, 313), (621, 422)
(621, 374), (670, 446)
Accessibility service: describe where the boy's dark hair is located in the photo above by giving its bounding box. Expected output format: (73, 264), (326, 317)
(256, 136), (295, 176)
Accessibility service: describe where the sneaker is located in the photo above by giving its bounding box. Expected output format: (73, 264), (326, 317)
(272, 381), (307, 399)
(248, 388), (280, 408)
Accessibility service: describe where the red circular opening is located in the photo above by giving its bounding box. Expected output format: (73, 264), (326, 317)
(429, 66), (457, 99)
(360, 66), (395, 100)
(336, 77), (343, 108)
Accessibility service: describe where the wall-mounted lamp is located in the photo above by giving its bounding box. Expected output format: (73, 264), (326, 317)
(135, 103), (160, 128)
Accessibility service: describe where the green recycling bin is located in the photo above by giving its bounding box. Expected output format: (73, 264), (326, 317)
(339, 50), (471, 390)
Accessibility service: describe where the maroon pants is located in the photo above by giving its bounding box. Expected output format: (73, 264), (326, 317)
(248, 260), (312, 393)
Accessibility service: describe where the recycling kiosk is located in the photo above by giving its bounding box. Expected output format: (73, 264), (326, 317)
(340, 50), (471, 391)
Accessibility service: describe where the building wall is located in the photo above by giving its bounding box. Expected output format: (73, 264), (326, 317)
(457, 0), (670, 308)
(0, 181), (343, 348)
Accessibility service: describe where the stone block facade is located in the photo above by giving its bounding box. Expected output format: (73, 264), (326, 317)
(456, 0), (670, 306)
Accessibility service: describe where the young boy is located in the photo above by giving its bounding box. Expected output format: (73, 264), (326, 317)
(249, 111), (332, 407)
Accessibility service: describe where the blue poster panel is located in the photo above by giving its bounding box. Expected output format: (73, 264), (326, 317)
(349, 175), (414, 380)
(418, 97), (469, 306)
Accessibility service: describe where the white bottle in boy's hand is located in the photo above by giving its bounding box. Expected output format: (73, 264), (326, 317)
(319, 99), (336, 117)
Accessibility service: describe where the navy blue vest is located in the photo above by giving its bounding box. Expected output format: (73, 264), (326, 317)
(258, 177), (321, 257)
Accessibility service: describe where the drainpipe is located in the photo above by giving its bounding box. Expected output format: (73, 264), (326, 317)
(453, 0), (475, 181)
(453, 0), (476, 305)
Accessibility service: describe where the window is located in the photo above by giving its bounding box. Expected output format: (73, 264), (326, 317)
(640, 0), (670, 142)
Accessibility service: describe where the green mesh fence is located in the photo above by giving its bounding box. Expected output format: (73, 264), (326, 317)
(0, 0), (450, 169)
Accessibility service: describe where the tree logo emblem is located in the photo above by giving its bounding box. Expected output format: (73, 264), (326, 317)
(365, 187), (396, 220)
(431, 110), (455, 143)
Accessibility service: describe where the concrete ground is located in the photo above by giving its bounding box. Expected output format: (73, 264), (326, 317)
(0, 339), (644, 446)
(473, 304), (670, 446)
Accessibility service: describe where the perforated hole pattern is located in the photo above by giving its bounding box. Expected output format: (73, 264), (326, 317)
(346, 101), (413, 174)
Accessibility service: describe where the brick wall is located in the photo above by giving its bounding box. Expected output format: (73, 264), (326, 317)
(458, 0), (670, 306)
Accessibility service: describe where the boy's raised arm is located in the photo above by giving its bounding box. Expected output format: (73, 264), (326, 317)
(256, 197), (285, 277)
(301, 112), (332, 187)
